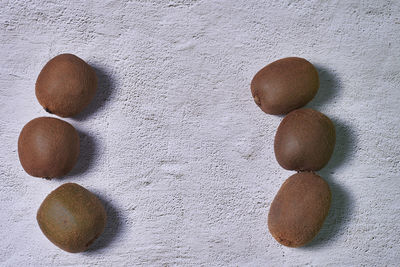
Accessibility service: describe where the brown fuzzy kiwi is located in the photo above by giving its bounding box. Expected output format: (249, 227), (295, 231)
(268, 172), (331, 247)
(251, 57), (319, 115)
(35, 53), (97, 117)
(18, 117), (79, 178)
(274, 108), (336, 171)
(37, 183), (107, 253)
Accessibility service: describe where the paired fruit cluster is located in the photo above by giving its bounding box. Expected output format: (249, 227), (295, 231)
(18, 54), (107, 253)
(18, 54), (335, 252)
(251, 57), (336, 247)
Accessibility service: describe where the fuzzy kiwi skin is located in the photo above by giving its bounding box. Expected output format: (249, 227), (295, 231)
(268, 172), (331, 247)
(274, 108), (336, 171)
(251, 57), (319, 115)
(35, 53), (97, 117)
(18, 117), (79, 178)
(37, 183), (107, 253)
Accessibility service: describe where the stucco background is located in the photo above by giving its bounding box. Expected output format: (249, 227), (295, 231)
(1, 0), (399, 266)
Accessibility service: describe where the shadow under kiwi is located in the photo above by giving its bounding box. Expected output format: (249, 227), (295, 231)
(300, 177), (354, 249)
(73, 64), (115, 121)
(323, 118), (358, 171)
(302, 119), (358, 248)
(64, 130), (98, 179)
(85, 194), (125, 253)
(306, 64), (343, 110)
(273, 64), (341, 119)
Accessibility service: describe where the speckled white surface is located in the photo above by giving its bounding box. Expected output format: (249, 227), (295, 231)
(1, 0), (400, 266)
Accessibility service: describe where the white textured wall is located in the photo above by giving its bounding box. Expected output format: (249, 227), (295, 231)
(1, 0), (399, 266)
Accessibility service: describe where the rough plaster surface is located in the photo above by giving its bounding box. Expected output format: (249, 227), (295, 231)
(1, 0), (400, 266)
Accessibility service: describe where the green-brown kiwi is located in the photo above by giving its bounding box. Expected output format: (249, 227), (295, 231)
(251, 57), (319, 115)
(18, 117), (79, 178)
(268, 172), (331, 247)
(37, 183), (107, 253)
(35, 53), (97, 117)
(274, 108), (336, 171)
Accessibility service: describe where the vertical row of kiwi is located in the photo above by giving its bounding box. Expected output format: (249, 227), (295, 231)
(251, 57), (336, 247)
(18, 54), (107, 253)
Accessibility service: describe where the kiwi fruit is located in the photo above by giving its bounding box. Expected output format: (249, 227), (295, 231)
(274, 108), (336, 171)
(18, 117), (79, 178)
(251, 57), (319, 115)
(268, 172), (331, 247)
(37, 183), (107, 253)
(35, 53), (97, 117)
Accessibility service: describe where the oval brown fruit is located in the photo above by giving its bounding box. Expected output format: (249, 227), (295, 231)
(37, 183), (107, 253)
(268, 172), (331, 247)
(251, 57), (319, 115)
(274, 108), (335, 171)
(18, 117), (79, 178)
(36, 53), (97, 117)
